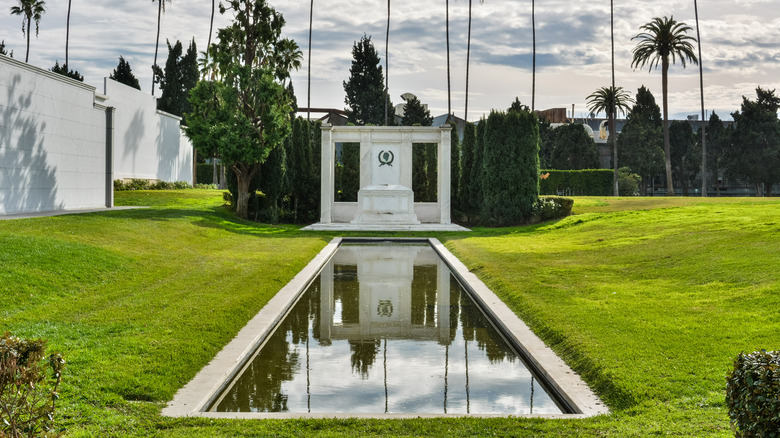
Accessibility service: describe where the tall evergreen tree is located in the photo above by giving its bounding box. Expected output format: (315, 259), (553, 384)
(458, 122), (477, 215)
(400, 95), (434, 201)
(470, 118), (486, 211)
(617, 86), (664, 194)
(669, 120), (696, 195)
(343, 35), (393, 125)
(550, 124), (599, 170)
(110, 56), (141, 90)
(0, 40), (13, 57)
(155, 39), (198, 120)
(704, 112), (727, 195)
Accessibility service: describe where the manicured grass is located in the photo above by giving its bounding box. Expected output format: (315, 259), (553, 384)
(2, 191), (778, 436)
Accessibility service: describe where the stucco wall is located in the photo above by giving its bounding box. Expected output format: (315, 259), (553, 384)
(0, 56), (109, 215)
(103, 78), (192, 183)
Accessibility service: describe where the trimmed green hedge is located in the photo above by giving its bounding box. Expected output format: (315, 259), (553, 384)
(539, 169), (613, 196)
(726, 350), (780, 437)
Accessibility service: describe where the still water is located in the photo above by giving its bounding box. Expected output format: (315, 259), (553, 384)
(211, 243), (563, 415)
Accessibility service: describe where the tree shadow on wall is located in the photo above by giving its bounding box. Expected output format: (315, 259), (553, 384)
(0, 73), (61, 214)
(123, 109), (145, 176)
(155, 116), (179, 182)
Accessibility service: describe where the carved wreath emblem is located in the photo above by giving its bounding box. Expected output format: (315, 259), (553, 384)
(378, 150), (394, 167)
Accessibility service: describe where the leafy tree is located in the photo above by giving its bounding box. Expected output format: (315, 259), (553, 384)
(185, 0), (296, 220)
(617, 86), (664, 194)
(586, 86), (633, 194)
(10, 0), (46, 63)
(550, 123), (599, 170)
(343, 35), (394, 125)
(703, 112), (728, 195)
(109, 56), (141, 90)
(50, 60), (83, 81)
(727, 87), (780, 196)
(631, 16), (698, 195)
(0, 40), (13, 57)
(669, 120), (697, 195)
(155, 39), (198, 120)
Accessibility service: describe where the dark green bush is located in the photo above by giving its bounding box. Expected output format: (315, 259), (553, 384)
(0, 332), (65, 438)
(726, 350), (780, 437)
(114, 179), (191, 191)
(618, 167), (641, 196)
(196, 164), (214, 185)
(539, 169), (613, 196)
(533, 196), (574, 221)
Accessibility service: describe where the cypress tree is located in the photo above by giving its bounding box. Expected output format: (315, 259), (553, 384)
(470, 118), (486, 213)
(450, 122), (460, 212)
(343, 35), (394, 126)
(110, 56), (141, 90)
(458, 122), (476, 215)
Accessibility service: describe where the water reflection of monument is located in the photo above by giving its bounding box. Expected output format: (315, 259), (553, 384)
(320, 245), (451, 345)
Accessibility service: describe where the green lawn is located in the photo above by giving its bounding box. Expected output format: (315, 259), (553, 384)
(2, 190), (778, 437)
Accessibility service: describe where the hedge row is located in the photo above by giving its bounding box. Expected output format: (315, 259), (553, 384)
(726, 350), (780, 437)
(539, 169), (613, 196)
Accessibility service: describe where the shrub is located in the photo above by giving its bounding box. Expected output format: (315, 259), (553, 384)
(618, 167), (641, 196)
(533, 196), (574, 221)
(0, 332), (65, 438)
(114, 180), (191, 191)
(194, 183), (218, 190)
(196, 163), (215, 185)
(539, 169), (613, 196)
(726, 350), (780, 437)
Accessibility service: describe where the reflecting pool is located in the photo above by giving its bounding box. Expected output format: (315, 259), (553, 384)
(211, 243), (563, 415)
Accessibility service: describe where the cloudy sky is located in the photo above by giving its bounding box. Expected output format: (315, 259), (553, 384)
(2, 0), (778, 122)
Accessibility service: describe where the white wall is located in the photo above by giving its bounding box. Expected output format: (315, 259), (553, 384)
(103, 78), (192, 183)
(0, 56), (109, 215)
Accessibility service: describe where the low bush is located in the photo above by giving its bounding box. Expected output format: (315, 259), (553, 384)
(0, 332), (65, 438)
(114, 179), (191, 191)
(618, 167), (641, 196)
(726, 350), (780, 437)
(533, 196), (574, 221)
(196, 164), (215, 185)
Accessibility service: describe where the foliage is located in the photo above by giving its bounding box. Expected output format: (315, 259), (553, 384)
(669, 120), (698, 195)
(537, 117), (554, 169)
(196, 163), (214, 185)
(400, 95), (432, 126)
(617, 86), (664, 192)
(507, 97), (529, 113)
(114, 179), (191, 191)
(727, 87), (780, 196)
(726, 350), (780, 437)
(155, 39), (199, 120)
(703, 112), (729, 195)
(480, 109), (539, 226)
(450, 121), (460, 212)
(533, 196), (573, 221)
(457, 122), (477, 215)
(109, 56), (141, 90)
(0, 40), (13, 57)
(335, 142), (360, 202)
(400, 95), (435, 202)
(549, 123), (600, 170)
(343, 35), (394, 125)
(185, 0), (297, 219)
(0, 332), (65, 438)
(49, 60), (82, 81)
(538, 169), (613, 196)
(617, 167), (641, 195)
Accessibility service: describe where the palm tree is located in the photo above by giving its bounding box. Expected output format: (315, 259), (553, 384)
(693, 0), (706, 197)
(587, 86), (633, 195)
(465, 0), (484, 121)
(151, 0), (170, 96)
(274, 38), (302, 88)
(531, 0), (535, 112)
(206, 0), (214, 63)
(10, 0), (46, 63)
(631, 16), (698, 196)
(65, 0), (71, 69)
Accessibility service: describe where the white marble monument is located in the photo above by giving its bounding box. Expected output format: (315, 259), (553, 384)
(304, 125), (469, 231)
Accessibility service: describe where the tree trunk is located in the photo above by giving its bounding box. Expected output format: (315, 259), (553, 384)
(661, 58), (674, 195)
(152, 0), (162, 95)
(531, 0), (536, 112)
(25, 19), (31, 62)
(233, 163), (259, 220)
(66, 0), (72, 69)
(610, 0), (617, 196)
(694, 0), (707, 197)
(610, 112), (617, 196)
(384, 0), (390, 126)
(207, 0), (214, 64)
(465, 0), (472, 121)
(212, 149), (218, 186)
(307, 0), (313, 122)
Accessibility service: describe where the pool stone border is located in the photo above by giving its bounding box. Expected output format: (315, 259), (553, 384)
(162, 237), (608, 419)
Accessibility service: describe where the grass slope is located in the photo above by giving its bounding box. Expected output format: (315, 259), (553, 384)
(1, 191), (778, 436)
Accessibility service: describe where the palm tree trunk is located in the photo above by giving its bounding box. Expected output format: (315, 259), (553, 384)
(694, 0), (706, 197)
(207, 0), (214, 62)
(66, 0), (72, 70)
(465, 0), (472, 121)
(610, 0), (617, 196)
(531, 0), (536, 112)
(384, 0), (390, 126)
(661, 58), (674, 195)
(152, 0), (162, 96)
(25, 18), (31, 62)
(446, 0), (451, 117)
(307, 0), (313, 122)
